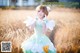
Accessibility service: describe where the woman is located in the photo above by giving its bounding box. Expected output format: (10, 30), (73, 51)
(21, 5), (56, 53)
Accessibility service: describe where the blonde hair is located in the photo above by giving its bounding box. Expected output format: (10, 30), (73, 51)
(36, 5), (51, 16)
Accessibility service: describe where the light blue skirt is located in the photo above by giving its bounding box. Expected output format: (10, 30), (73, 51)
(21, 33), (56, 53)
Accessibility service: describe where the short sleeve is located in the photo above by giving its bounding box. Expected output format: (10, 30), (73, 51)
(46, 20), (55, 31)
(23, 16), (36, 26)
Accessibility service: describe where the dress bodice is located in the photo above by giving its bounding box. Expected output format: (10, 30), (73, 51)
(34, 19), (45, 35)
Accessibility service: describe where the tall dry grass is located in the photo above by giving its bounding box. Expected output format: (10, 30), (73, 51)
(0, 8), (80, 53)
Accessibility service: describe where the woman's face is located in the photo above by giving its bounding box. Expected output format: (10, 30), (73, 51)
(37, 10), (45, 19)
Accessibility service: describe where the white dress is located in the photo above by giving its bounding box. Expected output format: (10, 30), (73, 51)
(21, 16), (56, 53)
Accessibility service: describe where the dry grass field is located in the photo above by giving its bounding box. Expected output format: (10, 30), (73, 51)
(0, 8), (80, 53)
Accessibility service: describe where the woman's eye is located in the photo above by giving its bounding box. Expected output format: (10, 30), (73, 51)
(38, 10), (40, 12)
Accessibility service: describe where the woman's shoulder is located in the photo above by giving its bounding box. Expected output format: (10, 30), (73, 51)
(43, 18), (55, 23)
(44, 18), (56, 30)
(43, 17), (48, 23)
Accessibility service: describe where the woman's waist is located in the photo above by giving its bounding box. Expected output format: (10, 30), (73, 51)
(34, 31), (44, 35)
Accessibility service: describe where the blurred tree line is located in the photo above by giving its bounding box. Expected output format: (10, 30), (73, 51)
(0, 0), (80, 9)
(43, 0), (80, 8)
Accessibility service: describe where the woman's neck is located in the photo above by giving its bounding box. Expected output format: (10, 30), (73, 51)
(38, 16), (45, 20)
(39, 17), (44, 20)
